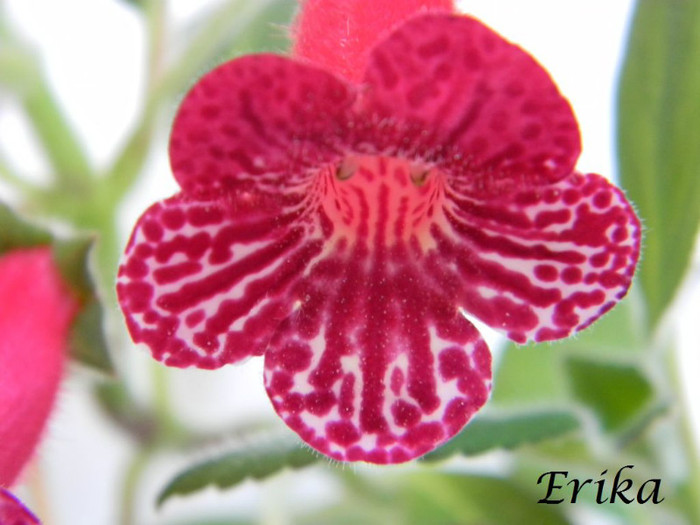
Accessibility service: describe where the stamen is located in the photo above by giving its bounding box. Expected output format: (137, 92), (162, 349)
(336, 157), (359, 180)
(410, 163), (431, 186)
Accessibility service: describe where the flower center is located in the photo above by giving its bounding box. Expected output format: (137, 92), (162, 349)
(319, 155), (444, 247)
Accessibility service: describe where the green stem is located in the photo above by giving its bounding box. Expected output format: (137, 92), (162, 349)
(22, 80), (93, 184)
(120, 448), (151, 525)
(0, 150), (36, 193)
(668, 346), (700, 523)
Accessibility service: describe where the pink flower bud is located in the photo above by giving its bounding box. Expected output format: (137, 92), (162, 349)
(0, 248), (78, 487)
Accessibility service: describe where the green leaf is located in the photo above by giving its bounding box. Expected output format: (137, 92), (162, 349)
(490, 342), (569, 406)
(402, 473), (571, 525)
(52, 237), (113, 374)
(0, 201), (52, 254)
(423, 410), (580, 462)
(158, 433), (318, 506)
(67, 299), (113, 373)
(617, 0), (700, 328)
(0, 203), (113, 373)
(565, 357), (654, 432)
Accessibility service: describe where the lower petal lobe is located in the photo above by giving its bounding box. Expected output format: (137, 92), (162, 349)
(264, 241), (491, 463)
(430, 172), (641, 343)
(117, 193), (326, 369)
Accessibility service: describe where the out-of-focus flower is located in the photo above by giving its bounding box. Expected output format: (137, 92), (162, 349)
(117, 0), (640, 463)
(0, 248), (79, 486)
(0, 488), (40, 525)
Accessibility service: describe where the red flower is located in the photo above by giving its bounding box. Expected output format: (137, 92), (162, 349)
(0, 488), (40, 525)
(0, 248), (78, 486)
(117, 0), (640, 463)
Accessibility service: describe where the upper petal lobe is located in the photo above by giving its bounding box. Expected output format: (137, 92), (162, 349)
(169, 54), (355, 195)
(358, 14), (581, 196)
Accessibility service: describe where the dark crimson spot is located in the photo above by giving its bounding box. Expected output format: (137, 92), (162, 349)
(521, 123), (542, 140)
(535, 209), (571, 228)
(584, 273), (598, 284)
(274, 341), (312, 372)
(391, 400), (421, 428)
(193, 332), (219, 352)
(612, 227), (628, 242)
(536, 327), (569, 341)
(153, 261), (202, 285)
(544, 189), (560, 203)
(188, 206), (224, 227)
(162, 208), (186, 230)
(185, 309), (205, 328)
(600, 271), (625, 289)
(121, 281), (153, 312)
(390, 367), (404, 396)
(134, 243), (153, 258)
(457, 369), (488, 404)
(125, 258), (148, 279)
(283, 393), (304, 414)
(305, 390), (335, 416)
(438, 347), (470, 380)
(142, 219), (164, 242)
(367, 448), (390, 464)
(326, 421), (360, 446)
(443, 397), (472, 430)
(389, 447), (410, 463)
(403, 422), (444, 449)
(561, 266), (583, 284)
(593, 191), (612, 209)
(472, 341), (491, 377)
(417, 35), (450, 58)
(534, 264), (558, 282)
(553, 299), (578, 328)
(563, 188), (580, 205)
(339, 374), (355, 419)
(590, 252), (610, 268)
(269, 372), (293, 393)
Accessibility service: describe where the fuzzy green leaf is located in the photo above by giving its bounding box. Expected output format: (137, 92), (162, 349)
(565, 357), (653, 432)
(402, 473), (571, 525)
(423, 410), (580, 462)
(617, 0), (700, 327)
(0, 201), (52, 254)
(158, 433), (318, 506)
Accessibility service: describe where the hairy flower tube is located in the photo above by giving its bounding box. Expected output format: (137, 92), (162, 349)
(0, 248), (78, 487)
(117, 0), (640, 463)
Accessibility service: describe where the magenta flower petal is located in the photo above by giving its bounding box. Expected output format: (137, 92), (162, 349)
(0, 489), (40, 525)
(358, 14), (581, 196)
(169, 54), (354, 195)
(264, 240), (491, 463)
(117, 194), (327, 368)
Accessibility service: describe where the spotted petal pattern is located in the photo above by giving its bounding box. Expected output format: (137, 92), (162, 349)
(117, 193), (326, 369)
(432, 172), (641, 343)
